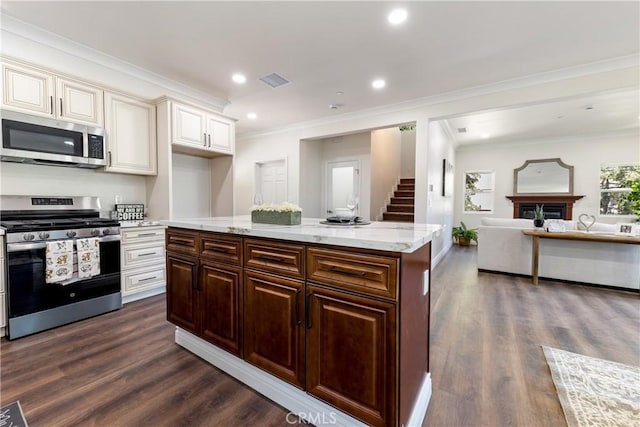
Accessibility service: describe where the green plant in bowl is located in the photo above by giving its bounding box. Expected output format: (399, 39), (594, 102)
(452, 221), (478, 245)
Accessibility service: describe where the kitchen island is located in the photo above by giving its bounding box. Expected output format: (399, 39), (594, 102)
(161, 217), (441, 427)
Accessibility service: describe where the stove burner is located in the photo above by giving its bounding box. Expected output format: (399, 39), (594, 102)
(1, 217), (119, 232)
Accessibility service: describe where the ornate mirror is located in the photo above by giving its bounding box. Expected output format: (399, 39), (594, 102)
(513, 158), (574, 195)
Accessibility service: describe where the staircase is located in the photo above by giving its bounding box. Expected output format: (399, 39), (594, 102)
(382, 178), (415, 222)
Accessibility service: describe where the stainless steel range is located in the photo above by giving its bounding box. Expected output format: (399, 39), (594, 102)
(0, 195), (121, 339)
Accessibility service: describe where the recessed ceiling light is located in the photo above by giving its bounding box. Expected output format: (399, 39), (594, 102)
(336, 91), (344, 96)
(388, 8), (408, 25)
(480, 133), (490, 139)
(247, 112), (257, 119)
(372, 79), (386, 89)
(232, 73), (247, 84)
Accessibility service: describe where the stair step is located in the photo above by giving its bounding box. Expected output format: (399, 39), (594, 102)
(383, 212), (414, 222)
(394, 191), (415, 198)
(390, 197), (414, 204)
(397, 184), (415, 191)
(387, 204), (414, 213)
(400, 178), (415, 185)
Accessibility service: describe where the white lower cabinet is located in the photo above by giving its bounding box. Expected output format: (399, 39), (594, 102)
(121, 226), (166, 303)
(1, 235), (6, 337)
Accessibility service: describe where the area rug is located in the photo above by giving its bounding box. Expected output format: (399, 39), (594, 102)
(0, 400), (29, 427)
(542, 346), (640, 427)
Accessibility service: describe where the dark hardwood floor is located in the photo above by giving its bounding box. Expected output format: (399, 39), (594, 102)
(1, 246), (638, 426)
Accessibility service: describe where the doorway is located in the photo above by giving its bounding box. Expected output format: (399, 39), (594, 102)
(326, 160), (359, 216)
(255, 158), (287, 204)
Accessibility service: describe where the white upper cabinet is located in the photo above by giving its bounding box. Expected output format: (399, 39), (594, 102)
(104, 91), (157, 175)
(208, 116), (233, 153)
(172, 101), (234, 155)
(2, 62), (54, 116)
(56, 77), (104, 126)
(172, 103), (207, 149)
(1, 60), (104, 126)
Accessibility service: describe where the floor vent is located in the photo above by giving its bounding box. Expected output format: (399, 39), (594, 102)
(259, 73), (290, 88)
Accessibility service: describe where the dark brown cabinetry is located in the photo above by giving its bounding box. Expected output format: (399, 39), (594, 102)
(166, 252), (198, 333)
(166, 229), (243, 356)
(166, 228), (431, 427)
(200, 261), (242, 356)
(306, 284), (396, 427)
(244, 270), (305, 388)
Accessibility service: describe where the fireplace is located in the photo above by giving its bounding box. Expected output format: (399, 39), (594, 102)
(506, 195), (584, 220)
(518, 203), (566, 219)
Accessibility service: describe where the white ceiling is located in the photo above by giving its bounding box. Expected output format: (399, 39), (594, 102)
(1, 1), (639, 138)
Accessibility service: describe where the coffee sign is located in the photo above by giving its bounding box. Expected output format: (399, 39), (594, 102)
(115, 204), (144, 221)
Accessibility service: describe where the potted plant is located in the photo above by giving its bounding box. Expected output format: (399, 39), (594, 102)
(533, 204), (545, 227)
(452, 221), (478, 246)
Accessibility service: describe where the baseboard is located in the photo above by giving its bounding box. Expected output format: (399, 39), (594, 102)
(175, 328), (432, 426)
(123, 287), (166, 304)
(175, 328), (366, 427)
(432, 240), (452, 269)
(477, 269), (639, 293)
(405, 373), (432, 427)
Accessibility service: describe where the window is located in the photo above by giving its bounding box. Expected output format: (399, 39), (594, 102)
(464, 171), (495, 213)
(599, 164), (640, 215)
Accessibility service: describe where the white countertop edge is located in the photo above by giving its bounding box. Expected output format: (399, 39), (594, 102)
(161, 217), (440, 253)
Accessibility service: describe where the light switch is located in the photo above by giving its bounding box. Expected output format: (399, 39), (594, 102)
(423, 270), (429, 294)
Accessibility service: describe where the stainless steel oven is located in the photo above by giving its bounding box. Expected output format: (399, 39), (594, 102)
(1, 195), (122, 339)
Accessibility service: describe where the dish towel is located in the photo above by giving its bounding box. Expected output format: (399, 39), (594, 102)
(45, 240), (74, 283)
(76, 237), (101, 278)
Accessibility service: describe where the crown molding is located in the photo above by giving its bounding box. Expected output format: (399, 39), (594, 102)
(0, 14), (230, 111)
(455, 129), (640, 152)
(238, 54), (639, 141)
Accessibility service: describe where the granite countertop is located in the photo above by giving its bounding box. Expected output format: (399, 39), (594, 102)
(161, 216), (442, 253)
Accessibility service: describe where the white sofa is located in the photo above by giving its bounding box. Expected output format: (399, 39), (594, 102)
(477, 218), (640, 290)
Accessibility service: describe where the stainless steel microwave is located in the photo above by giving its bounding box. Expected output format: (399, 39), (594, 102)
(0, 110), (106, 168)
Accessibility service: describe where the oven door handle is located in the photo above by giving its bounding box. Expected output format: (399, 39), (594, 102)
(7, 235), (121, 252)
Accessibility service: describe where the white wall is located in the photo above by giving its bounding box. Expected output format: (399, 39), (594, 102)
(454, 133), (640, 230)
(299, 140), (323, 217)
(0, 162), (146, 217)
(235, 132), (300, 215)
(236, 65), (639, 266)
(400, 129), (416, 178)
(370, 128), (401, 220)
(426, 122), (456, 260)
(171, 153), (211, 219)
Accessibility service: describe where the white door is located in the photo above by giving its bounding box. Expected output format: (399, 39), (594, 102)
(256, 159), (287, 204)
(1, 61), (54, 117)
(104, 91), (157, 175)
(326, 160), (359, 216)
(172, 103), (207, 149)
(56, 77), (104, 126)
(208, 116), (233, 154)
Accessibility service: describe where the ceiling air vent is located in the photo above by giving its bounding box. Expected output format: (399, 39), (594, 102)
(457, 127), (467, 133)
(259, 73), (290, 88)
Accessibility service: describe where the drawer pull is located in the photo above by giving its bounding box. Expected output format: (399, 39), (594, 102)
(328, 266), (367, 277)
(138, 276), (157, 282)
(138, 252), (157, 257)
(137, 233), (158, 237)
(209, 247), (231, 254)
(295, 290), (301, 325)
(255, 254), (284, 263)
(305, 292), (313, 329)
(170, 237), (192, 245)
